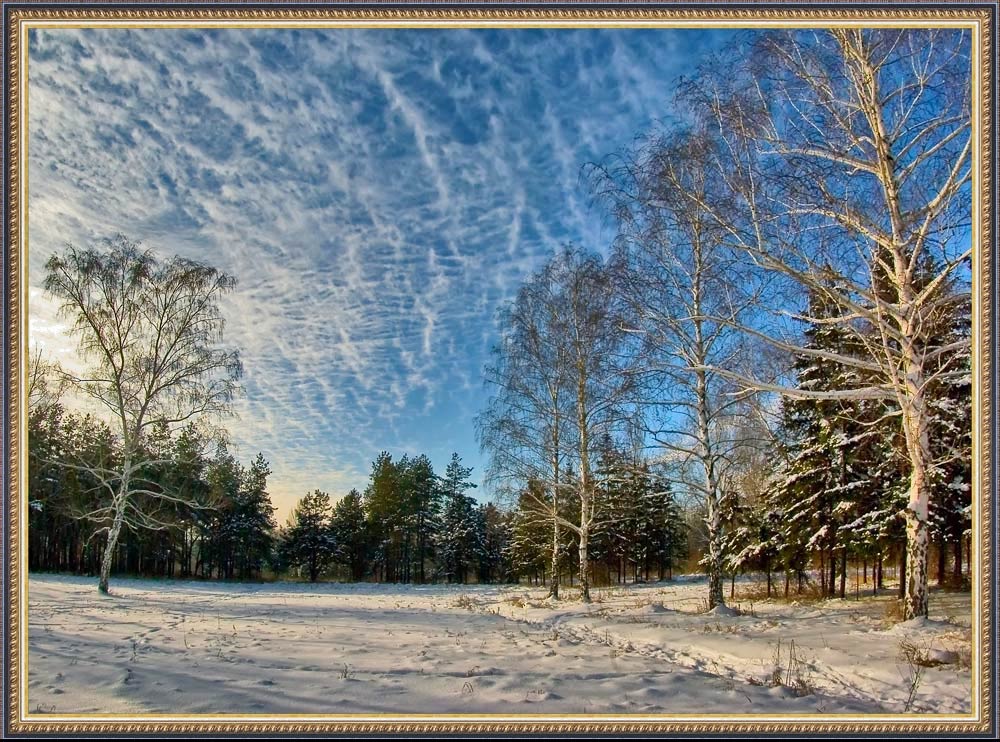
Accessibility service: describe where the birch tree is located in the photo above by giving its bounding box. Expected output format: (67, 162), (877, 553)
(43, 234), (242, 593)
(554, 247), (635, 601)
(478, 256), (573, 599)
(678, 29), (972, 618)
(591, 131), (763, 609)
(479, 247), (632, 601)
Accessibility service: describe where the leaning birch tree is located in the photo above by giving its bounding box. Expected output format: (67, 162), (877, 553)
(43, 234), (242, 593)
(679, 29), (972, 619)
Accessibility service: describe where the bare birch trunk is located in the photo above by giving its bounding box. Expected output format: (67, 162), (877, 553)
(549, 442), (561, 600)
(696, 366), (725, 609)
(576, 371), (593, 604)
(98, 472), (129, 594)
(578, 528), (590, 602)
(902, 391), (932, 618)
(549, 519), (560, 600)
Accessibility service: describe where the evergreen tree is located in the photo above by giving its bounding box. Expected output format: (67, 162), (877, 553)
(167, 424), (212, 578)
(435, 453), (480, 583)
(227, 453), (277, 579)
(724, 495), (781, 595)
(593, 441), (641, 583)
(641, 468), (687, 581)
(917, 265), (973, 587)
(199, 443), (242, 578)
(398, 454), (440, 584)
(330, 488), (369, 580)
(927, 344), (972, 586)
(364, 451), (402, 582)
(130, 421), (181, 576)
(279, 490), (335, 582)
(768, 281), (891, 597)
(506, 482), (554, 585)
(478, 503), (513, 584)
(593, 441), (687, 584)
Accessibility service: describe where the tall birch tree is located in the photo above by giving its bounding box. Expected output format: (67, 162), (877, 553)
(677, 29), (972, 618)
(478, 260), (573, 598)
(554, 248), (634, 601)
(591, 131), (763, 609)
(43, 234), (242, 593)
(479, 247), (632, 601)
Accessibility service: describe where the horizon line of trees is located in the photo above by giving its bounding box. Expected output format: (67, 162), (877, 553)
(28, 398), (692, 586)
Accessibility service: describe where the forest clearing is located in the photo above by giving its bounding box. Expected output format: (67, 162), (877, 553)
(27, 574), (973, 717)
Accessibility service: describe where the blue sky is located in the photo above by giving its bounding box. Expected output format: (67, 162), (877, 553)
(27, 27), (731, 520)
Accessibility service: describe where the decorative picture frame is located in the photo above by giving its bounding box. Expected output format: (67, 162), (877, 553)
(2, 0), (995, 736)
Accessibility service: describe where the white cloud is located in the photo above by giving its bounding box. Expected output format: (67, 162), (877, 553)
(26, 27), (696, 519)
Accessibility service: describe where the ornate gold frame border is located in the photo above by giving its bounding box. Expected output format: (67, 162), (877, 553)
(2, 1), (994, 736)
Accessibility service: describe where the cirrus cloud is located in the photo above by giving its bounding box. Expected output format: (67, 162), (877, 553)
(27, 27), (730, 519)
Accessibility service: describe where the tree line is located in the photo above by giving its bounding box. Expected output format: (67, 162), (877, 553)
(28, 381), (690, 588)
(276, 452), (511, 584)
(27, 236), (690, 588)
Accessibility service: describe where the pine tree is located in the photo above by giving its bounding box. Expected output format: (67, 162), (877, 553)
(928, 362), (972, 586)
(641, 467), (687, 582)
(607, 450), (646, 583)
(364, 451), (402, 582)
(506, 482), (554, 585)
(228, 453), (277, 580)
(399, 454), (440, 584)
(130, 421), (182, 577)
(923, 275), (973, 587)
(592, 440), (638, 584)
(593, 441), (687, 585)
(199, 443), (243, 578)
(724, 496), (781, 596)
(330, 488), (369, 581)
(279, 490), (335, 582)
(477, 503), (513, 584)
(435, 453), (480, 583)
(168, 424), (212, 577)
(769, 281), (891, 597)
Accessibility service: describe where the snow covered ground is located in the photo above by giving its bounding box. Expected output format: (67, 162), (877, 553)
(26, 574), (974, 718)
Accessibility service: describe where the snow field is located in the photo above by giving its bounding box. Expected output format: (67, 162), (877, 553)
(27, 574), (973, 717)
